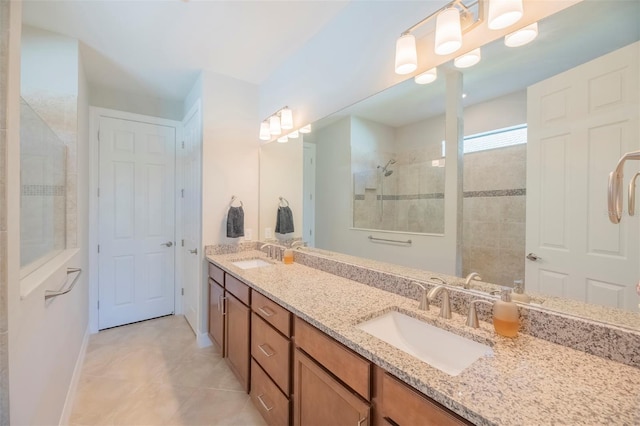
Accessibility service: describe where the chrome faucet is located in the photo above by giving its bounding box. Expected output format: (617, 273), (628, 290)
(427, 285), (451, 319)
(411, 282), (430, 311)
(466, 299), (494, 328)
(260, 243), (284, 260)
(260, 243), (273, 258)
(291, 240), (306, 250)
(430, 276), (447, 286)
(464, 272), (482, 289)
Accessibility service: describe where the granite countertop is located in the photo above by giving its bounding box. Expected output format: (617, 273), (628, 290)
(206, 250), (640, 426)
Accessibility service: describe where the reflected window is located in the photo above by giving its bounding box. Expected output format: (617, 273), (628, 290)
(464, 124), (527, 153)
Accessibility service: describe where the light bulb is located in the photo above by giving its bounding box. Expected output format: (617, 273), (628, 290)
(280, 107), (293, 130)
(488, 0), (523, 30)
(435, 8), (462, 55)
(259, 121), (271, 140)
(414, 68), (437, 85)
(454, 48), (481, 68)
(288, 130), (299, 139)
(300, 124), (311, 134)
(505, 22), (538, 47)
(394, 33), (418, 75)
(277, 135), (288, 143)
(269, 115), (281, 135)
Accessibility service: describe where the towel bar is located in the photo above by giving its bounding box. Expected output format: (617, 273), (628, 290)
(45, 267), (82, 300)
(368, 235), (412, 245)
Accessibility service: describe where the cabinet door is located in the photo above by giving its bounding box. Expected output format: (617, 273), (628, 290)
(208, 279), (225, 353)
(226, 293), (251, 392)
(293, 349), (369, 426)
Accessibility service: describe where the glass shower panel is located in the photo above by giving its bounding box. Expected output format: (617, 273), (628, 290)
(20, 98), (67, 268)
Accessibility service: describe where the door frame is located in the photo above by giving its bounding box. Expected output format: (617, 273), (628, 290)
(88, 107), (182, 333)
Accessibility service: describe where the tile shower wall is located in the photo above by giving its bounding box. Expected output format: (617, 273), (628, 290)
(462, 144), (526, 286)
(19, 99), (67, 267)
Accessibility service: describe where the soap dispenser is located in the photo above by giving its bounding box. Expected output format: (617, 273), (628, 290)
(511, 279), (531, 304)
(493, 288), (520, 337)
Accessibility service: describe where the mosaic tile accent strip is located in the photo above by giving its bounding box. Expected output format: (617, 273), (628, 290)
(354, 193), (445, 201)
(21, 184), (66, 196)
(463, 188), (526, 198)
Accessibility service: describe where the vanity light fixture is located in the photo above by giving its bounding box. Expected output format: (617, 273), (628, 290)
(280, 107), (293, 130)
(488, 0), (523, 30)
(414, 67), (438, 84)
(269, 115), (281, 135)
(259, 121), (271, 141)
(277, 135), (288, 143)
(504, 22), (538, 47)
(288, 130), (299, 139)
(394, 0), (484, 75)
(454, 48), (481, 68)
(300, 124), (312, 134)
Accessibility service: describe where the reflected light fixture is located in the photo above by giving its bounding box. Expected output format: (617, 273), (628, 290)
(280, 107), (293, 130)
(300, 124), (312, 134)
(269, 115), (281, 135)
(435, 7), (463, 55)
(414, 67), (438, 85)
(394, 33), (418, 75)
(488, 0), (523, 30)
(505, 22), (538, 47)
(288, 130), (300, 139)
(259, 121), (271, 141)
(454, 48), (481, 68)
(394, 0), (484, 75)
(277, 135), (288, 143)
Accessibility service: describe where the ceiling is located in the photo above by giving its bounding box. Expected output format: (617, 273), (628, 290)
(22, 0), (350, 101)
(319, 0), (640, 129)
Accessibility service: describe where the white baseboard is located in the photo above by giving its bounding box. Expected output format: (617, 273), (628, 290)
(59, 327), (90, 426)
(197, 332), (212, 348)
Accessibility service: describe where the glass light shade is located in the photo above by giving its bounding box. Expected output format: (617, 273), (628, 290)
(454, 48), (481, 68)
(269, 115), (281, 135)
(288, 130), (299, 139)
(414, 68), (438, 85)
(280, 107), (293, 129)
(277, 135), (288, 143)
(435, 8), (462, 55)
(488, 0), (523, 30)
(259, 121), (271, 140)
(505, 22), (538, 47)
(300, 124), (312, 134)
(394, 33), (418, 75)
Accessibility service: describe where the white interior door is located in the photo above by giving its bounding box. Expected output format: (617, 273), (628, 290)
(303, 142), (316, 247)
(98, 116), (177, 329)
(526, 42), (639, 312)
(181, 104), (202, 333)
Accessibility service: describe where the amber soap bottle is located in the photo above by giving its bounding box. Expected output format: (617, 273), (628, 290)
(493, 288), (520, 337)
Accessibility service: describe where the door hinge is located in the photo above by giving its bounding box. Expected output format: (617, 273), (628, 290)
(181, 288), (184, 296)
(181, 239), (185, 247)
(181, 189), (184, 198)
(97, 130), (100, 142)
(97, 300), (100, 309)
(181, 141), (185, 149)
(97, 244), (100, 253)
(97, 187), (100, 197)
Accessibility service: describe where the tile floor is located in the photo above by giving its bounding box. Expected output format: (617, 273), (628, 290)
(69, 315), (267, 426)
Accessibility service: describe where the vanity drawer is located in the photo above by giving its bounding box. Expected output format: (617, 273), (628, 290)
(208, 262), (224, 285)
(225, 273), (250, 305)
(252, 291), (292, 337)
(294, 317), (371, 401)
(381, 372), (470, 426)
(251, 359), (290, 426)
(252, 313), (291, 395)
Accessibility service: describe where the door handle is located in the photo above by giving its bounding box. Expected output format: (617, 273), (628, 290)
(161, 241), (173, 247)
(189, 248), (198, 255)
(526, 253), (541, 261)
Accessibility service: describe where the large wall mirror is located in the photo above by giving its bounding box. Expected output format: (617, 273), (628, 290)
(259, 0), (640, 330)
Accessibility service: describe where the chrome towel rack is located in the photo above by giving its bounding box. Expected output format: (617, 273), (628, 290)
(279, 196), (289, 207)
(368, 235), (412, 245)
(45, 267), (82, 300)
(229, 195), (243, 207)
(608, 150), (640, 224)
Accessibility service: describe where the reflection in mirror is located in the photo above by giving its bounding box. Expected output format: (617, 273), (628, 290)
(260, 0), (640, 327)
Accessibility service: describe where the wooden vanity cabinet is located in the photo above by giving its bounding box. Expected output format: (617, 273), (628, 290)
(373, 366), (471, 426)
(293, 317), (371, 426)
(207, 263), (226, 352)
(224, 273), (251, 393)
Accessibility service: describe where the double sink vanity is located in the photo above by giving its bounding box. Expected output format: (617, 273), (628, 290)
(206, 245), (640, 426)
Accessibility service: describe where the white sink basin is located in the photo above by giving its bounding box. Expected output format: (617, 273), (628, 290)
(356, 311), (492, 376)
(231, 259), (272, 270)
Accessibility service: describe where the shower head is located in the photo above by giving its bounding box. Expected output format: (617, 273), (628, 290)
(384, 170), (393, 177)
(377, 159), (397, 175)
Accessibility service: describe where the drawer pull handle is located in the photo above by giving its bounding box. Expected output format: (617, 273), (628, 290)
(258, 306), (275, 317)
(256, 394), (273, 412)
(258, 343), (275, 357)
(357, 417), (368, 426)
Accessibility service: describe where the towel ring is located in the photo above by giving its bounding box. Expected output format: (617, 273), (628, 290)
(279, 197), (289, 207)
(230, 195), (243, 207)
